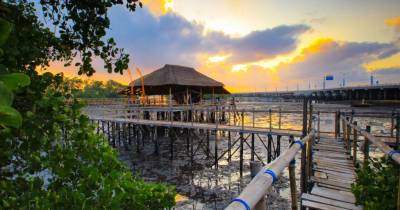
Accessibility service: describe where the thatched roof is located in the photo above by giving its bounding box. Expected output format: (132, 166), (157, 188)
(130, 64), (229, 95)
(132, 64), (223, 87)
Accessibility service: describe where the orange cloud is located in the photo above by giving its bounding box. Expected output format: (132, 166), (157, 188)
(385, 16), (400, 27)
(364, 53), (400, 72)
(292, 38), (334, 62)
(141, 0), (174, 16)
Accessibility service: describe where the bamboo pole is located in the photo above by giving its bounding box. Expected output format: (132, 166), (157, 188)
(226, 131), (315, 210)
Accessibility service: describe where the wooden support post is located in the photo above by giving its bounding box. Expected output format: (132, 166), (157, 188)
(107, 121), (111, 144)
(190, 129), (194, 165)
(342, 117), (346, 146)
(308, 101), (313, 133)
(97, 120), (100, 135)
(127, 123), (131, 145)
(277, 135), (281, 157)
(241, 111), (244, 129)
(118, 123), (121, 147)
(288, 135), (298, 210)
(363, 125), (371, 168)
(302, 99), (308, 137)
(135, 126), (140, 153)
(391, 112), (395, 138)
(101, 121), (105, 135)
(317, 111), (320, 140)
(169, 129), (174, 160)
(112, 122), (116, 147)
(346, 117), (351, 154)
(267, 134), (272, 163)
(186, 129), (190, 155)
(206, 130), (210, 158)
(300, 142), (307, 194)
(228, 131), (231, 162)
(269, 109), (272, 132)
(251, 108), (255, 161)
(251, 133), (255, 161)
(154, 127), (159, 155)
(306, 134), (314, 189)
(396, 113), (400, 149)
(278, 108), (282, 130)
(123, 123), (129, 151)
(215, 129), (218, 169)
(240, 132), (244, 177)
(353, 121), (358, 166)
(335, 111), (340, 138)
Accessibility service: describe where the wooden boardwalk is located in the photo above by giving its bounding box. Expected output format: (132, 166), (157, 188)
(301, 136), (362, 210)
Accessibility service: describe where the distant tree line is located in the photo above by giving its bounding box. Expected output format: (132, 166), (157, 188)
(63, 77), (127, 98)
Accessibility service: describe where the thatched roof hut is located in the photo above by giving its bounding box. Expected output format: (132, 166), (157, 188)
(128, 64), (229, 103)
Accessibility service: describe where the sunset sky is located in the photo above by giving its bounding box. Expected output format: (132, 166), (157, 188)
(47, 0), (400, 92)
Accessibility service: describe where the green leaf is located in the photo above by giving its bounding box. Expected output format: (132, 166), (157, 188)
(0, 105), (22, 128)
(0, 18), (12, 46)
(0, 82), (13, 106)
(0, 73), (31, 90)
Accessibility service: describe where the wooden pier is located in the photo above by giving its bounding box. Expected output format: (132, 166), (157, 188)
(85, 100), (400, 209)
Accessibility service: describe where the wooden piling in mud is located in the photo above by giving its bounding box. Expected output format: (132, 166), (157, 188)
(169, 128), (174, 160)
(335, 111), (340, 138)
(240, 131), (244, 177)
(267, 134), (272, 163)
(353, 121), (358, 166)
(346, 117), (351, 153)
(228, 131), (232, 162)
(288, 135), (297, 210)
(363, 125), (371, 168)
(215, 129), (218, 169)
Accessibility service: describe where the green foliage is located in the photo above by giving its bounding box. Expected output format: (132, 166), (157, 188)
(0, 1), (176, 209)
(39, 0), (142, 76)
(0, 18), (31, 128)
(64, 77), (127, 98)
(352, 157), (399, 210)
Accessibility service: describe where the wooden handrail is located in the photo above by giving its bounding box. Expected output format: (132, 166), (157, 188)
(225, 130), (315, 210)
(341, 116), (400, 165)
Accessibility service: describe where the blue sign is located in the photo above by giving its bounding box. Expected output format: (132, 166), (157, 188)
(325, 75), (334, 80)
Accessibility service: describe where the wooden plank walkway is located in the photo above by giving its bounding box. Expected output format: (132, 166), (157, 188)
(301, 137), (363, 210)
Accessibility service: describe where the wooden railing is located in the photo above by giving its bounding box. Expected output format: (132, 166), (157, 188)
(340, 114), (400, 165)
